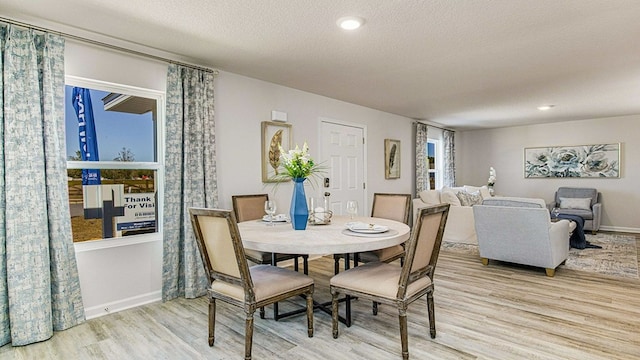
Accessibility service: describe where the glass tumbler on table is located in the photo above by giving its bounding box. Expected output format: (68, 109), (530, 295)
(264, 200), (277, 226)
(346, 200), (358, 220)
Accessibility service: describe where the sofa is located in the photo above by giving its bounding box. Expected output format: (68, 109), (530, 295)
(412, 185), (491, 245)
(473, 197), (571, 277)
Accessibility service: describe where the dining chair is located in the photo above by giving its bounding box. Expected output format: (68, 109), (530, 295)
(334, 193), (411, 274)
(189, 207), (314, 360)
(330, 204), (450, 360)
(358, 193), (412, 263)
(232, 194), (309, 273)
(232, 194), (309, 320)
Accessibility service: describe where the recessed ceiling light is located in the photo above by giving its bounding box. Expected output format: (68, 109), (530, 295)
(337, 16), (365, 30)
(537, 105), (555, 111)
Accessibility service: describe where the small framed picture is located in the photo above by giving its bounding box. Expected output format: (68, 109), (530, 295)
(261, 121), (292, 182)
(384, 139), (401, 179)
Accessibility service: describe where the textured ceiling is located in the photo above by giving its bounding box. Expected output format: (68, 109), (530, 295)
(2, 0), (640, 130)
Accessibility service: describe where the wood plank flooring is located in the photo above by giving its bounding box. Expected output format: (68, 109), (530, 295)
(1, 249), (639, 360)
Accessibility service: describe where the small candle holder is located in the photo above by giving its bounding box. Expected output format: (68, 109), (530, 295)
(308, 193), (333, 225)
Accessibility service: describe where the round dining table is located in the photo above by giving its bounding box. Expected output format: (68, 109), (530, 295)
(237, 215), (411, 326)
(237, 215), (411, 255)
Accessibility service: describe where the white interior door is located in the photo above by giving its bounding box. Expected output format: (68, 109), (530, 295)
(320, 121), (366, 216)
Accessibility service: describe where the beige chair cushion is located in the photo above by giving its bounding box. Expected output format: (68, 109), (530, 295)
(210, 265), (313, 302)
(330, 262), (431, 300)
(357, 245), (404, 263)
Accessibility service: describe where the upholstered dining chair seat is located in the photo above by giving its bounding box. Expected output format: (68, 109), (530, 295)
(211, 264), (314, 302)
(330, 262), (432, 299)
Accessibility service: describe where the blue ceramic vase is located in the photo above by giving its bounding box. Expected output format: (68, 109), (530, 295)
(290, 177), (309, 230)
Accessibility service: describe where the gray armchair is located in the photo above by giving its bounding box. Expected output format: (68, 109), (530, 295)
(549, 187), (601, 234)
(473, 197), (571, 277)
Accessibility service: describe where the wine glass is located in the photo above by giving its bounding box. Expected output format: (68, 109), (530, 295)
(346, 200), (358, 220)
(264, 200), (277, 226)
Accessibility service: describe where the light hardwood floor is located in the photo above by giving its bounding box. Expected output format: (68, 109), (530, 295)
(1, 248), (639, 360)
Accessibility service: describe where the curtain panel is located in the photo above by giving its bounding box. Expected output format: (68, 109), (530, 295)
(443, 129), (456, 187)
(162, 64), (218, 301)
(414, 122), (429, 194)
(0, 25), (84, 346)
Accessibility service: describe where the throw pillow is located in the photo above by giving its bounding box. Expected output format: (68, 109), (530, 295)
(441, 190), (462, 206)
(559, 197), (591, 210)
(456, 191), (483, 207)
(418, 190), (441, 205)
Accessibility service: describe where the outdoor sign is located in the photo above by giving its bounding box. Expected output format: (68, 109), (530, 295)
(116, 193), (156, 232)
(72, 87), (101, 185)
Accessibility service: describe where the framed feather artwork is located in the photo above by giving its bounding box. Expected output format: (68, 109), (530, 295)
(384, 139), (401, 179)
(261, 121), (293, 182)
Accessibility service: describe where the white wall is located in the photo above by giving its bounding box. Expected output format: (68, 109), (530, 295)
(456, 115), (640, 232)
(214, 71), (414, 215)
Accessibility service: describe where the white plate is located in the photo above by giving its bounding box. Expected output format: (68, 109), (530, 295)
(345, 222), (389, 234)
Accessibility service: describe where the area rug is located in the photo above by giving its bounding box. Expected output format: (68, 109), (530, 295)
(441, 233), (639, 279)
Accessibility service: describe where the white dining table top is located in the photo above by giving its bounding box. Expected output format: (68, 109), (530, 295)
(237, 215), (411, 255)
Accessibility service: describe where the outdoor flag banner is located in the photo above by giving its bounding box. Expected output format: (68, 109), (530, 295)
(72, 87), (101, 185)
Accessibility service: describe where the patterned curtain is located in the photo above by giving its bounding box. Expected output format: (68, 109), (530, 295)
(443, 129), (456, 187)
(0, 25), (84, 346)
(162, 64), (218, 300)
(414, 122), (429, 194)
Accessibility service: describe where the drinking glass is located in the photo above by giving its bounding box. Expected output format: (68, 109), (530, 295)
(551, 207), (560, 219)
(346, 200), (358, 220)
(264, 200), (277, 226)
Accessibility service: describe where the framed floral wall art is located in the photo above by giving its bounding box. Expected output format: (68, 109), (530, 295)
(261, 121), (292, 182)
(385, 139), (401, 179)
(524, 143), (620, 178)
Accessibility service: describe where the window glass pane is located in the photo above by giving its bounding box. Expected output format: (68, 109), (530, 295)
(427, 142), (436, 170)
(65, 86), (156, 163)
(68, 169), (157, 242)
(429, 173), (436, 190)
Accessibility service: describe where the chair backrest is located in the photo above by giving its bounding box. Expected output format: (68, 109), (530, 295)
(189, 208), (254, 295)
(232, 194), (269, 222)
(397, 204), (449, 299)
(371, 193), (412, 224)
(473, 199), (556, 265)
(555, 187), (599, 207)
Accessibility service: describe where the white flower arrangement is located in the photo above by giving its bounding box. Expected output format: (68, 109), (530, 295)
(488, 166), (496, 187)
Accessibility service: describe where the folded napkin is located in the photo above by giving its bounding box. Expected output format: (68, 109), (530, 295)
(262, 214), (289, 222)
(345, 222), (388, 231)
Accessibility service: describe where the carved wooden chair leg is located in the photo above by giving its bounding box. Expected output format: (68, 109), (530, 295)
(245, 311), (254, 360)
(306, 292), (314, 337)
(331, 291), (340, 339)
(209, 297), (215, 346)
(398, 308), (409, 360)
(427, 290), (436, 339)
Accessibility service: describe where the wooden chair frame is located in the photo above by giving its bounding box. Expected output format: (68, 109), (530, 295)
(189, 208), (314, 360)
(330, 204), (449, 360)
(232, 194), (309, 319)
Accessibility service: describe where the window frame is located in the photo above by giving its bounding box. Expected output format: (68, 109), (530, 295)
(65, 75), (165, 251)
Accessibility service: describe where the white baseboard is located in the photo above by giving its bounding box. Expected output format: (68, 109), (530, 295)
(599, 225), (640, 233)
(84, 290), (162, 320)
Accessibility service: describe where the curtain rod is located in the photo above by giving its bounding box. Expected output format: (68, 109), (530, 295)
(413, 120), (454, 132)
(0, 16), (219, 75)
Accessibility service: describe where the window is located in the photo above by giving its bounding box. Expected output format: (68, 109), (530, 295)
(65, 77), (164, 243)
(427, 139), (441, 190)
